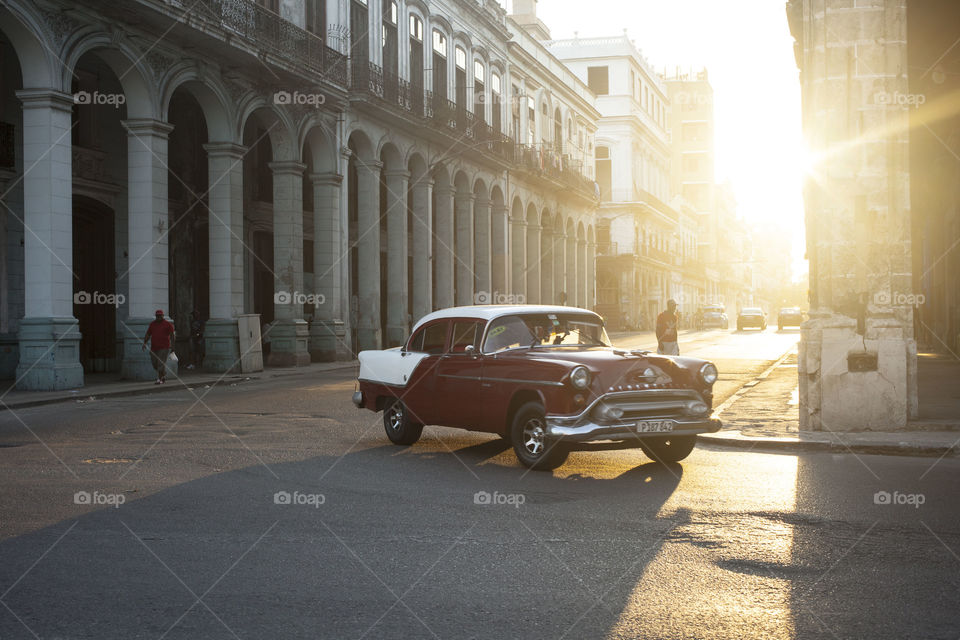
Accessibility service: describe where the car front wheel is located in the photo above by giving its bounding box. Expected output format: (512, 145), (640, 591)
(383, 399), (424, 445)
(510, 402), (569, 471)
(641, 435), (697, 463)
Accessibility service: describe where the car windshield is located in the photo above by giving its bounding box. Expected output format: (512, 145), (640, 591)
(483, 313), (610, 353)
(743, 308), (762, 314)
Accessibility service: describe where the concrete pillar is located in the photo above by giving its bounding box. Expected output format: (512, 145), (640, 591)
(789, 0), (917, 430)
(587, 240), (596, 309)
(541, 227), (554, 304)
(309, 172), (346, 361)
(473, 192), (491, 300)
(491, 203), (508, 297)
(454, 191), (474, 306)
(553, 231), (565, 305)
(410, 176), (433, 320)
(510, 214), (526, 300)
(14, 89), (82, 390)
(567, 231), (577, 307)
(525, 222), (541, 304)
(267, 160), (310, 367)
(385, 169), (410, 346)
(121, 119), (177, 381)
(356, 160), (382, 349)
(434, 185), (455, 309)
(203, 142), (247, 373)
(578, 237), (587, 308)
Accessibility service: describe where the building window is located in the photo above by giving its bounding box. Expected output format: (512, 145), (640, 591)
(630, 69), (636, 99)
(305, 0), (325, 37)
(455, 46), (467, 108)
(432, 30), (447, 99)
(491, 72), (502, 133)
(587, 66), (609, 95)
(409, 15), (424, 89)
(258, 0), (280, 11)
(596, 146), (611, 200)
(527, 95), (536, 145)
(382, 0), (398, 76)
(350, 0), (369, 62)
(474, 60), (485, 120)
(511, 84), (521, 139)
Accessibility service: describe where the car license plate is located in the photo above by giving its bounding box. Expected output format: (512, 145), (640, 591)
(635, 420), (674, 433)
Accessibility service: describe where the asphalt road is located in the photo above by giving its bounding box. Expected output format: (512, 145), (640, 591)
(1, 329), (958, 640)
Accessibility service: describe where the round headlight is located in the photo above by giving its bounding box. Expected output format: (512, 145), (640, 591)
(570, 366), (591, 389)
(643, 367), (656, 378)
(700, 362), (718, 385)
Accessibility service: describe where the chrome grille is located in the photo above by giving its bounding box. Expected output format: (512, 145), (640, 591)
(592, 389), (699, 422)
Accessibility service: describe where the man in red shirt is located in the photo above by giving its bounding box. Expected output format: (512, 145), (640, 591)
(142, 309), (176, 384)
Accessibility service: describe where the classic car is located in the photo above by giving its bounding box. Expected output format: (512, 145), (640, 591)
(777, 307), (804, 330)
(698, 304), (729, 330)
(737, 307), (767, 331)
(352, 305), (721, 470)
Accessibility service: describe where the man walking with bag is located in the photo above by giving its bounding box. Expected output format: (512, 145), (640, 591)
(142, 309), (176, 384)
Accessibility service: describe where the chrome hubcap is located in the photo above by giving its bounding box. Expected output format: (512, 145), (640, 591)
(387, 404), (403, 431)
(522, 418), (546, 455)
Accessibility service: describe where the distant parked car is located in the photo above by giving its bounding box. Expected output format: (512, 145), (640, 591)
(737, 307), (767, 331)
(777, 307), (804, 330)
(698, 304), (729, 330)
(352, 305), (721, 470)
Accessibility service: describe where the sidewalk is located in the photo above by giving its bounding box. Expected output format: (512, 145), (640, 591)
(0, 360), (359, 411)
(701, 347), (960, 457)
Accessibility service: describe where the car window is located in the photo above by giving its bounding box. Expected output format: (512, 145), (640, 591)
(408, 321), (448, 354)
(449, 320), (482, 353)
(483, 313), (609, 353)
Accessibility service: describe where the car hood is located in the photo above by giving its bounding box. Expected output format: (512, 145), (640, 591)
(512, 347), (711, 392)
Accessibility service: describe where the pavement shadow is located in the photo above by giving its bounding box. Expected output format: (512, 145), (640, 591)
(0, 442), (683, 639)
(788, 455), (960, 639)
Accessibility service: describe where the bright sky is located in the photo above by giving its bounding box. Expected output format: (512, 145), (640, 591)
(534, 0), (808, 280)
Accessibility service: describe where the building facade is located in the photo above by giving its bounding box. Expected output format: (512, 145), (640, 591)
(0, 0), (598, 390)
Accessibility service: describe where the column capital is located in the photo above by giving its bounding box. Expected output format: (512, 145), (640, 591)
(268, 160), (307, 176)
(203, 141), (248, 159)
(355, 159), (384, 171)
(16, 88), (74, 113)
(434, 185), (455, 197)
(383, 169), (411, 180)
(122, 118), (175, 138)
(411, 176), (435, 188)
(309, 171), (343, 186)
(454, 191), (475, 203)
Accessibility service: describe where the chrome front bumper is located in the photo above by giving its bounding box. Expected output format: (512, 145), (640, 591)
(545, 417), (721, 443)
(544, 388), (721, 443)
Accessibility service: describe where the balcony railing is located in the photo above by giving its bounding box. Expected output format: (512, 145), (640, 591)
(197, 0), (347, 85)
(514, 144), (598, 199)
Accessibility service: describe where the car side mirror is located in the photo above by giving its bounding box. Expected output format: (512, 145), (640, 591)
(465, 345), (480, 359)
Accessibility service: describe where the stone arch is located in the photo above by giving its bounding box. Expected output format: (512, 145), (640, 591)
(0, 2), (58, 88)
(161, 66), (234, 142)
(62, 33), (158, 119)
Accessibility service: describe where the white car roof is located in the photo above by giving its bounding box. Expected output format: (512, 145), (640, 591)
(410, 305), (602, 334)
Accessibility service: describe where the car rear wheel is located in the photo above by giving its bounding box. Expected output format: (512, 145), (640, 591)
(510, 402), (569, 471)
(383, 399), (424, 446)
(641, 435), (697, 463)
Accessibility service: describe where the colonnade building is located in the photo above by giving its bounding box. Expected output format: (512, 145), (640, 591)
(0, 0), (600, 389)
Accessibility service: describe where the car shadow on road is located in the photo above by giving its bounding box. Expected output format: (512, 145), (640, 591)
(0, 442), (686, 640)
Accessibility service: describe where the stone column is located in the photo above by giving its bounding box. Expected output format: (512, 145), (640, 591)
(309, 172), (345, 361)
(355, 160), (382, 349)
(14, 89), (82, 390)
(410, 176), (433, 320)
(510, 213), (526, 300)
(566, 230), (577, 307)
(789, 0), (917, 430)
(267, 160), (310, 366)
(454, 190), (474, 306)
(540, 227), (554, 304)
(553, 231), (565, 305)
(203, 142), (247, 373)
(525, 222), (540, 304)
(586, 240), (596, 309)
(473, 192), (491, 301)
(491, 203), (509, 297)
(578, 237), (587, 308)
(384, 169), (410, 346)
(433, 185), (455, 309)
(120, 119), (177, 381)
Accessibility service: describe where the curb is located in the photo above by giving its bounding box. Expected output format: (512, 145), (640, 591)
(698, 432), (960, 458)
(0, 362), (359, 412)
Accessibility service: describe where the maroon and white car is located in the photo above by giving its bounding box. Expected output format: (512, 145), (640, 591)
(352, 305), (721, 470)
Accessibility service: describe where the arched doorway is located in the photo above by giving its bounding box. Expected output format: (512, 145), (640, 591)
(72, 196), (116, 372)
